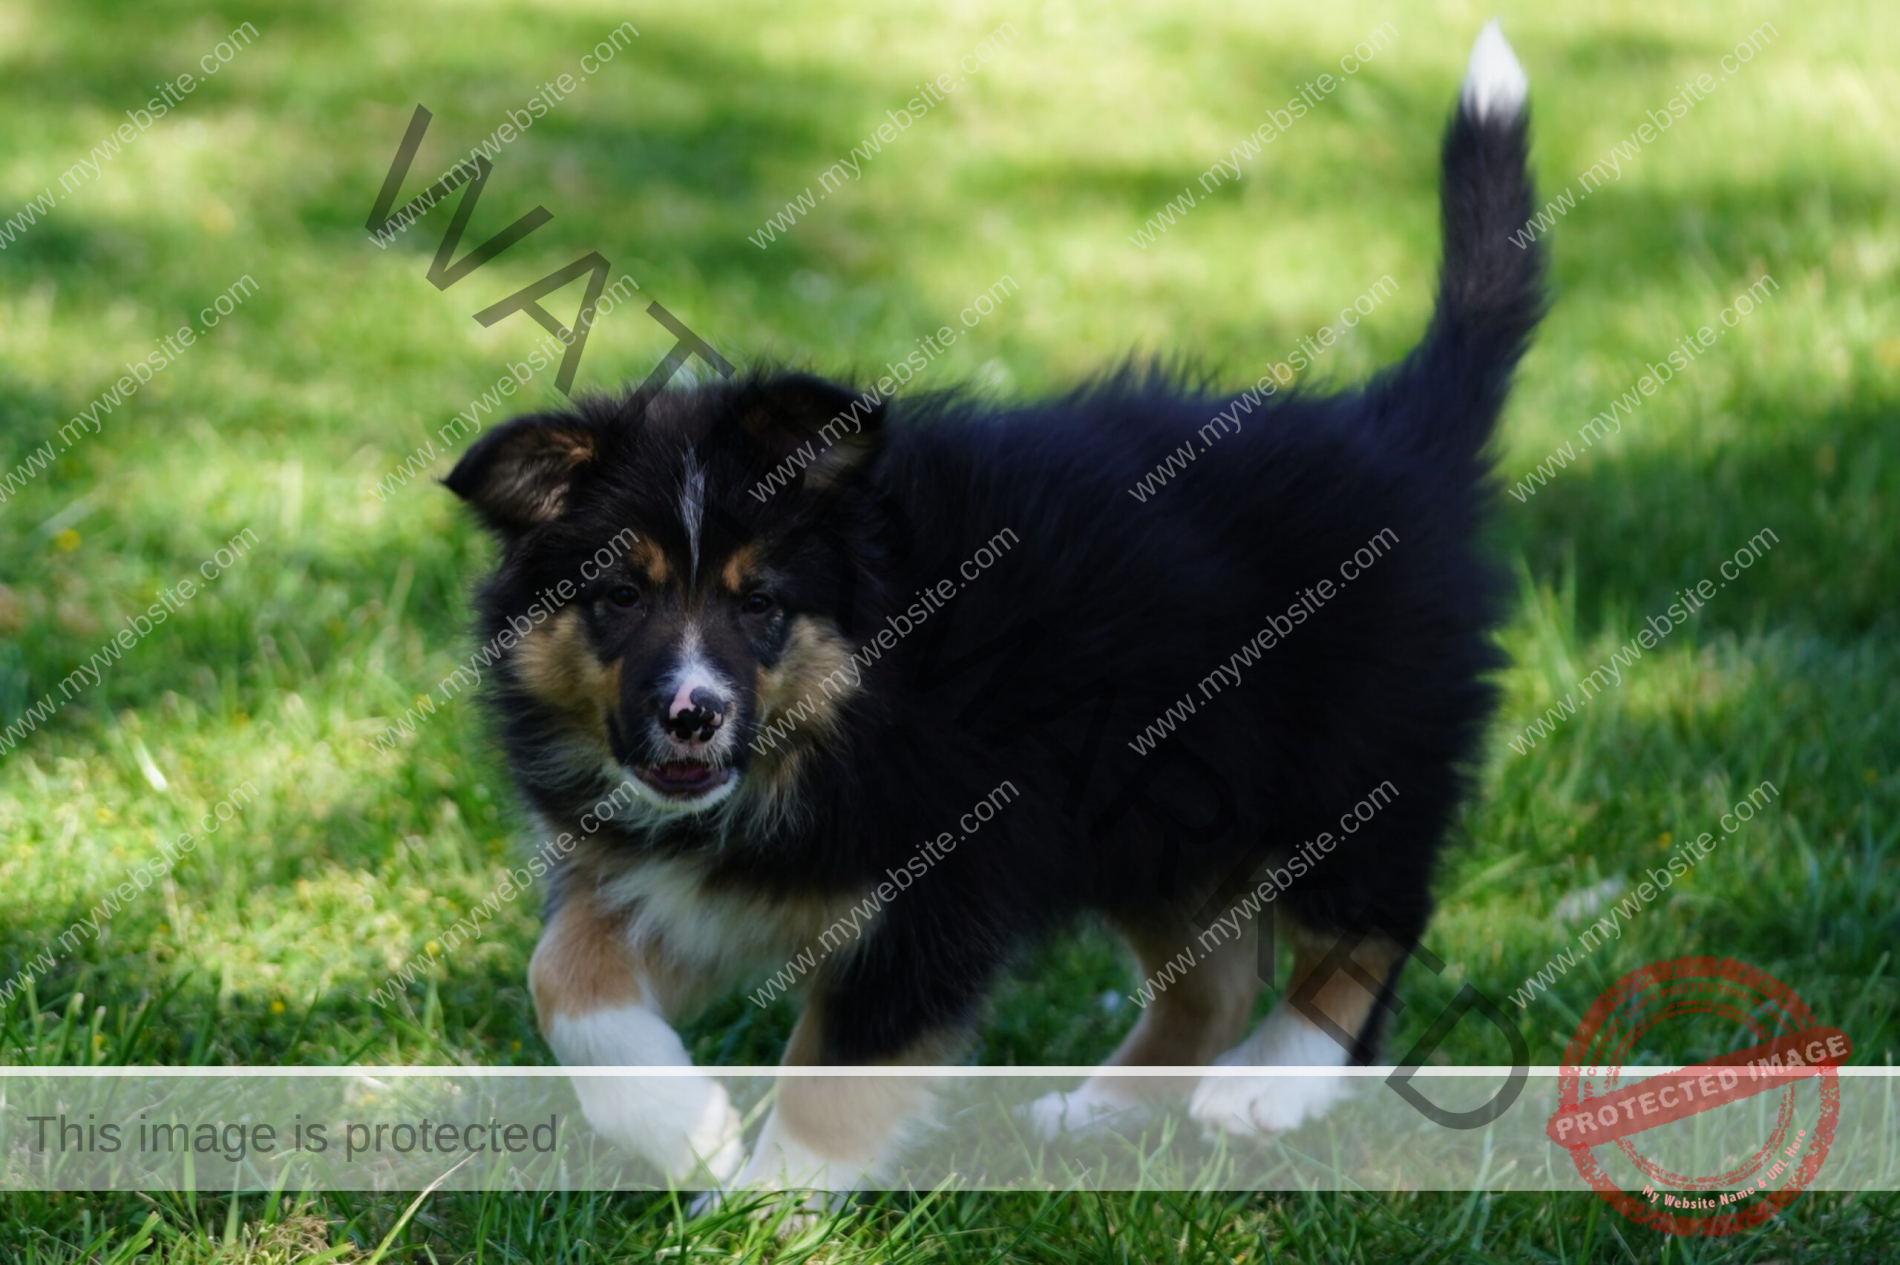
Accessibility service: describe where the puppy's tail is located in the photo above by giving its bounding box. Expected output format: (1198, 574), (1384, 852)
(1385, 21), (1544, 459)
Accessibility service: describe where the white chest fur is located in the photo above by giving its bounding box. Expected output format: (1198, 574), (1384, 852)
(597, 853), (874, 987)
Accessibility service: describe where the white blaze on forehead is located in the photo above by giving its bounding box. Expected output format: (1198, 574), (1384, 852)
(679, 452), (706, 581)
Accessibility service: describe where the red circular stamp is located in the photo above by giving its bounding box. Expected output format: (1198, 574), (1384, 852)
(1546, 956), (1847, 1237)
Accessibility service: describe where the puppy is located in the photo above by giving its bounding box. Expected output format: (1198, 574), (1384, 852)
(445, 23), (1542, 1190)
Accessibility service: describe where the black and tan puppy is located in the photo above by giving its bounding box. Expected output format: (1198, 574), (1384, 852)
(445, 24), (1542, 1189)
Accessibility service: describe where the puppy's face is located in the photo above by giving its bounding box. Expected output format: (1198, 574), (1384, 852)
(447, 374), (889, 825)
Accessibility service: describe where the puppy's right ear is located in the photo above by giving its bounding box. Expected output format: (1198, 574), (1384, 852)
(444, 411), (600, 539)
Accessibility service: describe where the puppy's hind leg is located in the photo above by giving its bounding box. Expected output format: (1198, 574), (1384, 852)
(1190, 921), (1404, 1137)
(530, 891), (745, 1184)
(1029, 914), (1261, 1140)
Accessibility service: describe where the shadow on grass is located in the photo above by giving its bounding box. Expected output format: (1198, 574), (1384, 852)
(1505, 387), (1899, 642)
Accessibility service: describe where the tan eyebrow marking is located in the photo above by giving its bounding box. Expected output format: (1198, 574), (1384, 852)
(721, 544), (763, 594)
(631, 537), (669, 585)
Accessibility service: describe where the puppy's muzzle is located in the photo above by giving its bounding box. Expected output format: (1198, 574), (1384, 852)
(661, 685), (729, 744)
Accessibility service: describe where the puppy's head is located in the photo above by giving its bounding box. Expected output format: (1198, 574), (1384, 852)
(446, 372), (892, 828)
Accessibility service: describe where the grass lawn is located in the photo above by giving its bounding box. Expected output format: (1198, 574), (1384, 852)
(2, 0), (1896, 1258)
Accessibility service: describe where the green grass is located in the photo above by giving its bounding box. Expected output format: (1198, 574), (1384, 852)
(3, 0), (1897, 1258)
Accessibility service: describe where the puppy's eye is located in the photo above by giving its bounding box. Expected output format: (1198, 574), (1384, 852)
(607, 584), (642, 609)
(742, 592), (776, 615)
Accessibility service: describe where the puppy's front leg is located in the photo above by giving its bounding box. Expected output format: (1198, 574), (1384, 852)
(735, 995), (950, 1193)
(530, 890), (744, 1184)
(739, 901), (1001, 1195)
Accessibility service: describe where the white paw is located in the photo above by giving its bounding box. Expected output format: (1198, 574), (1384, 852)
(548, 1006), (746, 1185)
(570, 1072), (746, 1184)
(1190, 1004), (1354, 1139)
(1189, 1071), (1348, 1138)
(1024, 1082), (1153, 1141)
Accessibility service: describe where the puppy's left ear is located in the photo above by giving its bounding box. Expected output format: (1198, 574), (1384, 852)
(734, 373), (886, 492)
(444, 411), (600, 538)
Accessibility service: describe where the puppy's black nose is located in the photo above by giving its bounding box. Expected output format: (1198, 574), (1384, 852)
(662, 686), (727, 743)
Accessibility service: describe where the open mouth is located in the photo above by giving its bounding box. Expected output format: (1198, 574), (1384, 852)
(633, 759), (734, 800)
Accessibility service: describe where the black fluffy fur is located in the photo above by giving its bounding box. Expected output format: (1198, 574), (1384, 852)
(447, 96), (1543, 1065)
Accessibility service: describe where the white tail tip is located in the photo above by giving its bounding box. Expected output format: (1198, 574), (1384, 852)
(1460, 20), (1527, 122)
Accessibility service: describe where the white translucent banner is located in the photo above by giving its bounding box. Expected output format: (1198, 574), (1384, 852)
(3, 1066), (1895, 1200)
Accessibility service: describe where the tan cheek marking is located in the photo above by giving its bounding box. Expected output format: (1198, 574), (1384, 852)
(516, 609), (613, 738)
(772, 999), (960, 1161)
(749, 618), (859, 807)
(757, 617), (857, 735)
